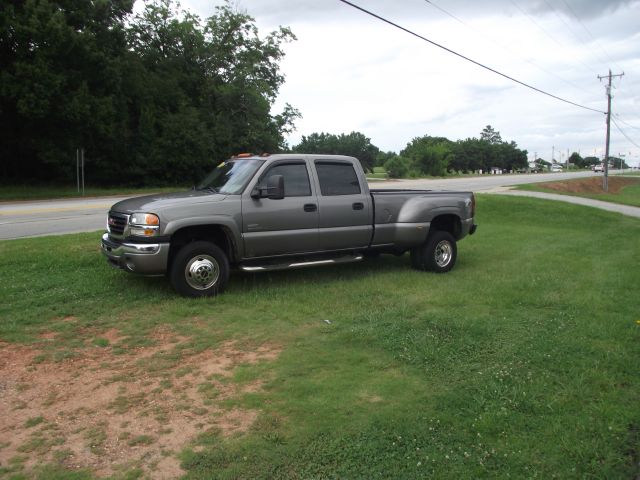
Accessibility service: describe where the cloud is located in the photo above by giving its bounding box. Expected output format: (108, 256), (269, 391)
(526, 0), (638, 19)
(183, 0), (640, 163)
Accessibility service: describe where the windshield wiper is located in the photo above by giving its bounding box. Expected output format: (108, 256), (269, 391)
(197, 186), (218, 193)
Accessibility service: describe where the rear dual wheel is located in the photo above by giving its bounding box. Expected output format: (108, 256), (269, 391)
(410, 230), (457, 273)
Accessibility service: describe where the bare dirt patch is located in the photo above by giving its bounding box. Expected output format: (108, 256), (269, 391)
(533, 176), (639, 195)
(0, 331), (281, 478)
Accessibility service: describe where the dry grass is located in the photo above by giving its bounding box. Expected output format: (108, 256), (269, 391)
(529, 176), (637, 194)
(0, 330), (280, 478)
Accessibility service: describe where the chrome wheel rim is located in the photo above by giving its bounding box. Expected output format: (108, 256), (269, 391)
(185, 255), (219, 290)
(434, 240), (452, 268)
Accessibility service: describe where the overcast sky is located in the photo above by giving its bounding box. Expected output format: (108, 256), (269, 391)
(181, 0), (640, 166)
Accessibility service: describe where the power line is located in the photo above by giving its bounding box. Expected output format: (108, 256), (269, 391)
(615, 74), (640, 105)
(613, 114), (640, 132)
(509, 0), (563, 48)
(612, 116), (640, 148)
(508, 0), (595, 77)
(338, 0), (606, 115)
(558, 0), (626, 73)
(422, 0), (593, 96)
(557, 0), (640, 102)
(542, 0), (609, 67)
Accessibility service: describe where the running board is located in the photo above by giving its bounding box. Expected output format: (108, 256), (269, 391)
(240, 254), (363, 272)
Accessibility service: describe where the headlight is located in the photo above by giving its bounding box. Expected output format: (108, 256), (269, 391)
(129, 213), (160, 237)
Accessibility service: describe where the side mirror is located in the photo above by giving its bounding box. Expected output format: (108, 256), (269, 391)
(266, 174), (285, 200)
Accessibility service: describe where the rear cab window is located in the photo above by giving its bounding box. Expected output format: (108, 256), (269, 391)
(315, 162), (362, 196)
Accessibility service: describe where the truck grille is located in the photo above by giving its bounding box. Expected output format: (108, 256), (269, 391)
(107, 212), (128, 236)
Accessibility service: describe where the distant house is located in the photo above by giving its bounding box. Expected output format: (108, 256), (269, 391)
(490, 167), (503, 174)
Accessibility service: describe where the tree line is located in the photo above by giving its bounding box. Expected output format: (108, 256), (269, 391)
(1, 0), (298, 186)
(293, 126), (529, 177)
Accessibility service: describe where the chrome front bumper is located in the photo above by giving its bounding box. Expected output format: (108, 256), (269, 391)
(101, 233), (169, 275)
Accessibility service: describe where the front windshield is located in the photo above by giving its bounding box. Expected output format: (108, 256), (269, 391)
(197, 160), (265, 194)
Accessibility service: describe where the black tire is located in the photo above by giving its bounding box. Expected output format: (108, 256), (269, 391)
(169, 241), (229, 297)
(410, 230), (457, 273)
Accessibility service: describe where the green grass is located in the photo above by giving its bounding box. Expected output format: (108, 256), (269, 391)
(0, 195), (639, 478)
(516, 176), (640, 207)
(0, 185), (185, 202)
(24, 417), (44, 429)
(367, 167), (389, 180)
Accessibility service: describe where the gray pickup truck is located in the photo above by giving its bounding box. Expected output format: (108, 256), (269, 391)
(101, 154), (477, 296)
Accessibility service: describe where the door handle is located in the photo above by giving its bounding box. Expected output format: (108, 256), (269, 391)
(352, 202), (364, 210)
(304, 203), (317, 212)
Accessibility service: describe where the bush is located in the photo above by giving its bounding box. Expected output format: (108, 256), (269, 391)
(383, 156), (411, 178)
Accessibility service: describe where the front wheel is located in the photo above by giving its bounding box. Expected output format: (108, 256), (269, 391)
(170, 241), (229, 297)
(410, 230), (457, 273)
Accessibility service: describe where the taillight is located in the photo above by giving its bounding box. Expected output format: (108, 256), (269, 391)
(470, 194), (476, 218)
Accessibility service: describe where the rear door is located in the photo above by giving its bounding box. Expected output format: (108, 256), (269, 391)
(242, 160), (319, 258)
(313, 160), (372, 250)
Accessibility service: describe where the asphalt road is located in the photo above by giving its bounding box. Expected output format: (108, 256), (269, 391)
(0, 196), (131, 240)
(369, 170), (606, 191)
(0, 171), (618, 240)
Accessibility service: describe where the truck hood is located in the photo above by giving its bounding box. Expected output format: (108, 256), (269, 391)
(110, 190), (227, 214)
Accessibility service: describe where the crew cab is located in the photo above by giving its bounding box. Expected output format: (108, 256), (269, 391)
(101, 154), (477, 297)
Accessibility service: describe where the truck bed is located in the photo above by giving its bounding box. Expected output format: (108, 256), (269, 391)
(369, 189), (475, 247)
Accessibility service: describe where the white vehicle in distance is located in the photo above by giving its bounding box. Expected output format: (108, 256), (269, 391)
(593, 164), (604, 173)
(550, 164), (563, 172)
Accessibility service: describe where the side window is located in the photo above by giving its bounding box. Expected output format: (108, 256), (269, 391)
(257, 163), (311, 197)
(315, 162), (361, 196)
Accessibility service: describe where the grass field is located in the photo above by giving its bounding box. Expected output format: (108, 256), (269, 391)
(0, 185), (184, 202)
(366, 167), (389, 180)
(516, 175), (640, 207)
(0, 196), (639, 479)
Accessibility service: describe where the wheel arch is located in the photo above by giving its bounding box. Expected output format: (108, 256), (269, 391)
(429, 214), (462, 239)
(168, 224), (237, 269)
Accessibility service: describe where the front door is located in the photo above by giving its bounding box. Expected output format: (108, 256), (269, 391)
(242, 161), (319, 258)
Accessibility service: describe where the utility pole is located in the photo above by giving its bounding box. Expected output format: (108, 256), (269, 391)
(533, 151), (537, 172)
(598, 69), (624, 191)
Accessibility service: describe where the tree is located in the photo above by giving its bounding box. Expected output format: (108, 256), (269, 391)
(383, 155), (410, 178)
(568, 152), (584, 168)
(451, 138), (487, 173)
(293, 132), (379, 172)
(480, 125), (502, 144)
(608, 156), (629, 169)
(533, 158), (550, 172)
(400, 136), (453, 176)
(375, 151), (397, 168)
(123, 0), (299, 185)
(496, 141), (528, 172)
(582, 156), (600, 168)
(1, 0), (134, 182)
(1, 0), (299, 185)
(450, 133), (526, 174)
